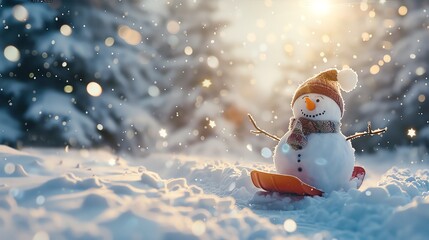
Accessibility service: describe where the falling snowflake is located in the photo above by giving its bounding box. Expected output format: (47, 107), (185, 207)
(208, 120), (216, 128)
(407, 128), (416, 138)
(159, 128), (168, 138)
(202, 79), (212, 88)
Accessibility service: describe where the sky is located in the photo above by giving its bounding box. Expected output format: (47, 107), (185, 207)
(218, 0), (335, 97)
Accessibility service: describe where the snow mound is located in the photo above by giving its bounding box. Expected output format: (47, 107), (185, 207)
(1, 146), (429, 239)
(0, 147), (46, 176)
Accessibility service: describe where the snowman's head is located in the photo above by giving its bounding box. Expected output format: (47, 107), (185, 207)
(292, 93), (342, 121)
(291, 68), (358, 121)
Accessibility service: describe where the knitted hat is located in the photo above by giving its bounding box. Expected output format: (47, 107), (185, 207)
(291, 68), (358, 116)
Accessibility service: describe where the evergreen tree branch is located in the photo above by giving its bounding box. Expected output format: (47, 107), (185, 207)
(248, 114), (281, 142)
(346, 121), (387, 141)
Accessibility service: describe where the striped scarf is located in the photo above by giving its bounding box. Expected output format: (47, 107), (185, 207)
(286, 117), (340, 150)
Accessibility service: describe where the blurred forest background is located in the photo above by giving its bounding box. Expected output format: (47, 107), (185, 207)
(0, 0), (428, 158)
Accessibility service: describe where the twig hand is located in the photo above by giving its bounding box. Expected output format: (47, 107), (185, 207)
(346, 121), (387, 141)
(248, 114), (281, 142)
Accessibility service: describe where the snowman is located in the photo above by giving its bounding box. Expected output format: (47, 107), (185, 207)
(249, 68), (386, 194)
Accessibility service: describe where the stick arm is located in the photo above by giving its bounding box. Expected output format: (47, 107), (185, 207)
(247, 114), (281, 142)
(346, 121), (387, 141)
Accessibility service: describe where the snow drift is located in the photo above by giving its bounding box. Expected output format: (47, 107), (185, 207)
(0, 145), (428, 239)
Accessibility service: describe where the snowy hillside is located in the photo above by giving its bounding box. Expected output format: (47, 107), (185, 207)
(1, 145), (428, 239)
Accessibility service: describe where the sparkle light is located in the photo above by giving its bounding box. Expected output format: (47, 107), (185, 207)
(283, 219), (297, 233)
(96, 124), (104, 130)
(108, 158), (116, 166)
(4, 45), (20, 62)
(86, 82), (103, 97)
(407, 128), (416, 138)
(12, 5), (28, 22)
(60, 24), (72, 36)
(159, 128), (167, 138)
(118, 25), (141, 45)
(202, 79), (212, 88)
(209, 120), (216, 128)
(418, 94), (425, 103)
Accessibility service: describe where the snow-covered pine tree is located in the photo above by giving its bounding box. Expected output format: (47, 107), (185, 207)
(0, 0), (165, 153)
(0, 0), (253, 156)
(344, 1), (429, 151)
(141, 0), (254, 156)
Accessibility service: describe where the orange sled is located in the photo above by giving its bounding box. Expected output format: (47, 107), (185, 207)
(251, 166), (365, 196)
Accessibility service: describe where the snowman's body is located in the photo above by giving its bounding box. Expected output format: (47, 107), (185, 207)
(273, 92), (355, 192)
(274, 130), (354, 192)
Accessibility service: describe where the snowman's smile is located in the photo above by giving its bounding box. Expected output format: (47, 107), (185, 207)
(300, 109), (326, 118)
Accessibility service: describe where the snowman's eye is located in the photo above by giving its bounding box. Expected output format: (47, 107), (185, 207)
(316, 99), (320, 103)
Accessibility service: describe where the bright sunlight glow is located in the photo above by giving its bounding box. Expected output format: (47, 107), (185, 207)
(310, 0), (331, 14)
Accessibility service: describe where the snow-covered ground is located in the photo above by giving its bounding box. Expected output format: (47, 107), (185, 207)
(1, 145), (429, 240)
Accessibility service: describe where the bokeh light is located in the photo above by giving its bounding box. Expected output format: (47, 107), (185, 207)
(370, 65), (380, 75)
(148, 85), (160, 97)
(118, 25), (141, 45)
(184, 46), (193, 55)
(12, 5), (28, 22)
(60, 24), (72, 36)
(86, 82), (102, 97)
(4, 45), (20, 62)
(383, 54), (391, 63)
(105, 37), (115, 47)
(281, 143), (290, 153)
(207, 56), (219, 68)
(167, 20), (180, 34)
(4, 163), (16, 175)
(416, 67), (426, 76)
(398, 6), (408, 16)
(261, 147), (272, 158)
(64, 85), (73, 93)
(283, 219), (297, 233)
(192, 220), (206, 236)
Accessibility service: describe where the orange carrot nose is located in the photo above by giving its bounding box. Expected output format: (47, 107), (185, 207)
(305, 97), (316, 111)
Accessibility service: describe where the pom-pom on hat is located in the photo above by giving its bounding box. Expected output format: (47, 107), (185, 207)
(291, 68), (358, 116)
